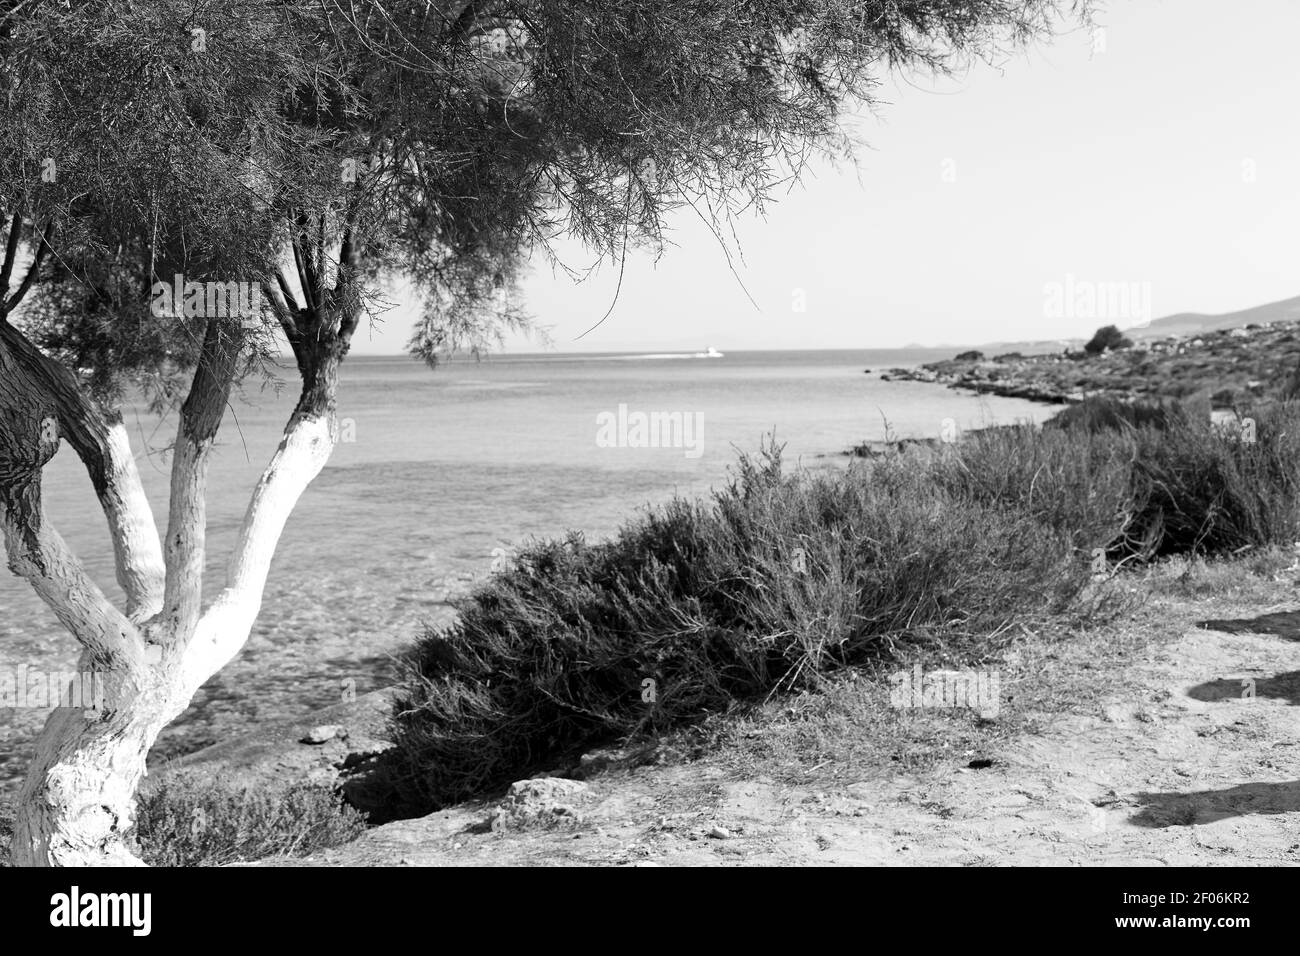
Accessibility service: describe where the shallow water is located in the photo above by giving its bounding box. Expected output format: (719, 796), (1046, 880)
(0, 349), (1057, 789)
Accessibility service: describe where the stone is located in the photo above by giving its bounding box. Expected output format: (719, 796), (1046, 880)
(300, 724), (345, 744)
(485, 777), (589, 831)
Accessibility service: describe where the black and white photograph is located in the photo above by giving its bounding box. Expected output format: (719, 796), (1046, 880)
(0, 0), (1291, 934)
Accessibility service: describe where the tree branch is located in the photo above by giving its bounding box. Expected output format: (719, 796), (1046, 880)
(262, 275), (308, 371)
(4, 219), (54, 315)
(0, 320), (165, 620)
(159, 320), (242, 642)
(182, 398), (337, 686)
(291, 222), (319, 316)
(0, 211), (21, 298)
(0, 500), (146, 670)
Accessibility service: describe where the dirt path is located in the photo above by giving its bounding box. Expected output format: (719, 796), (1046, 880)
(251, 570), (1300, 867)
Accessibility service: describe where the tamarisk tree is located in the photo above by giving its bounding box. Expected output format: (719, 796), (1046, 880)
(0, 0), (1081, 865)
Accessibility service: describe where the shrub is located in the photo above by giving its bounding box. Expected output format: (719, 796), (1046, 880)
(1280, 359), (1300, 400)
(954, 350), (985, 362)
(1125, 402), (1300, 556)
(1084, 324), (1132, 354)
(388, 445), (1090, 811)
(1048, 397), (1300, 558)
(132, 777), (366, 866)
(934, 422), (1133, 555)
(387, 399), (1300, 813)
(0, 802), (12, 868)
(1046, 396), (1174, 433)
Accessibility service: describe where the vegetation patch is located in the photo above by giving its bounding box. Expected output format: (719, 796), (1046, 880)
(387, 399), (1300, 814)
(131, 776), (366, 867)
(388, 440), (1109, 811)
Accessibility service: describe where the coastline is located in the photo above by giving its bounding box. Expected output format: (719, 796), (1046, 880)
(878, 319), (1300, 408)
(1, 369), (1048, 800)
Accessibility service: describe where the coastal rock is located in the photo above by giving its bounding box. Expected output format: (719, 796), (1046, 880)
(485, 777), (589, 831)
(881, 319), (1300, 407)
(301, 724), (346, 745)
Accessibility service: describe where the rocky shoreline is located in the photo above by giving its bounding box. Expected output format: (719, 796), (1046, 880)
(880, 320), (1300, 407)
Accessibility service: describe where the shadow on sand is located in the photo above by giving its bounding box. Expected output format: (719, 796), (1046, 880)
(1128, 780), (1300, 828)
(1186, 671), (1300, 705)
(1196, 610), (1300, 641)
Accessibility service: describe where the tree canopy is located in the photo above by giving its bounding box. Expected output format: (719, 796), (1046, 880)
(0, 0), (1090, 868)
(2, 0), (1085, 393)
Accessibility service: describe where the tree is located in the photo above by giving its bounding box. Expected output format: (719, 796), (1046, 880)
(1084, 324), (1133, 354)
(0, 0), (1085, 865)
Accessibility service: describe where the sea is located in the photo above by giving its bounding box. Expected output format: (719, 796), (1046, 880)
(0, 348), (1060, 789)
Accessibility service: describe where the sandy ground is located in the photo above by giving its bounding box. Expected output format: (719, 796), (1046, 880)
(232, 571), (1300, 867)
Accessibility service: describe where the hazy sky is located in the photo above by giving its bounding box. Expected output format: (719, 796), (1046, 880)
(349, 0), (1300, 355)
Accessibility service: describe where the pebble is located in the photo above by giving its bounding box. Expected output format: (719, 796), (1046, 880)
(301, 724), (345, 744)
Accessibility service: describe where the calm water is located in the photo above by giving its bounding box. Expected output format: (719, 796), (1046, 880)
(0, 349), (1057, 785)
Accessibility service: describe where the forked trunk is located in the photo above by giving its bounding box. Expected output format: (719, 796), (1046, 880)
(4, 209), (357, 865)
(8, 330), (342, 865)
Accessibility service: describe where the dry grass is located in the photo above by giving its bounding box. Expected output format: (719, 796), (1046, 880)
(650, 549), (1295, 790)
(131, 775), (366, 867)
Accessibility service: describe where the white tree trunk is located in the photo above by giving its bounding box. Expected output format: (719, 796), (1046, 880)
(2, 497), (153, 865)
(10, 409), (336, 866)
(12, 664), (180, 867)
(182, 414), (336, 681)
(102, 422), (166, 624)
(6, 232), (356, 865)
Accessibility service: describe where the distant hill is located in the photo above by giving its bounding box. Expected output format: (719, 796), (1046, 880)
(964, 294), (1300, 355)
(1124, 295), (1300, 340)
(909, 294), (1300, 357)
(886, 313), (1300, 407)
(976, 337), (1083, 356)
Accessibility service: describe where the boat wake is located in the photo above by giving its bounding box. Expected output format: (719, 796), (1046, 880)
(616, 347), (725, 360)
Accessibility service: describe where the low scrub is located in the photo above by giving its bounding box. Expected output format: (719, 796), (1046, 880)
(1047, 395), (1175, 433)
(1047, 398), (1300, 557)
(132, 776), (366, 866)
(388, 398), (1300, 813)
(1125, 403), (1300, 556)
(389, 445), (1094, 810)
(0, 803), (12, 867)
(1084, 324), (1132, 354)
(934, 422), (1133, 554)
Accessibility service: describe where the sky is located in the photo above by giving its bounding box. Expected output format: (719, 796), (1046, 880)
(348, 0), (1300, 355)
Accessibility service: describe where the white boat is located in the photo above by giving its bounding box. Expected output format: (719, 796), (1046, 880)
(619, 347), (725, 360)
